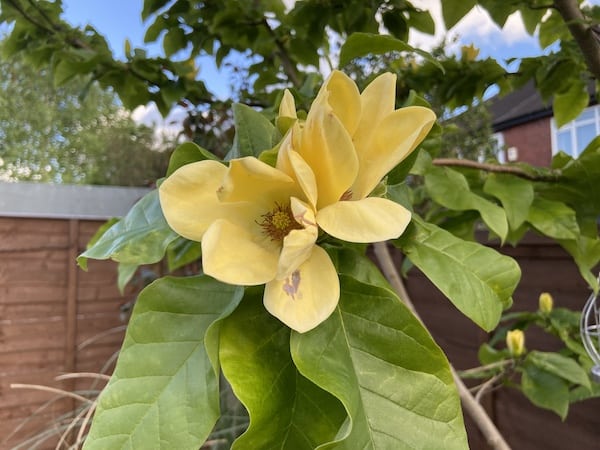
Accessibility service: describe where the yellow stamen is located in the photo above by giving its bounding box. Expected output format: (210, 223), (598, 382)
(258, 203), (302, 241)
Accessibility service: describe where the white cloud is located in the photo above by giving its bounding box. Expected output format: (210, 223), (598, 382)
(408, 0), (534, 52)
(131, 103), (186, 146)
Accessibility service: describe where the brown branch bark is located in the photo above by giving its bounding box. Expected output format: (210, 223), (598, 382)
(554, 0), (600, 80)
(373, 242), (512, 450)
(432, 158), (561, 181)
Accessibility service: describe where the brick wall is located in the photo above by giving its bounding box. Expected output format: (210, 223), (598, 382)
(500, 117), (552, 166)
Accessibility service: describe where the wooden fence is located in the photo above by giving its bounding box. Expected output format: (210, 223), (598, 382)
(0, 182), (598, 449)
(0, 183), (148, 449)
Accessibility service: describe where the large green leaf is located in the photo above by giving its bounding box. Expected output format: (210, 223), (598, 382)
(226, 103), (277, 160)
(521, 364), (570, 419)
(220, 288), (346, 449)
(526, 351), (591, 390)
(395, 217), (520, 331)
(526, 197), (580, 240)
(77, 190), (178, 269)
(291, 273), (468, 449)
(425, 165), (509, 241)
(339, 32), (442, 70)
(557, 236), (600, 291)
(483, 174), (534, 229)
(83, 276), (244, 449)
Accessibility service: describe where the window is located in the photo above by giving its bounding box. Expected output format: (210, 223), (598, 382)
(551, 104), (600, 158)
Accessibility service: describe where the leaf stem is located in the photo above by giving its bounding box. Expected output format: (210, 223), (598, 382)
(373, 242), (512, 450)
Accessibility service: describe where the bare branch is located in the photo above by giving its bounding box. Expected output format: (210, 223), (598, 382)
(554, 0), (600, 79)
(432, 158), (561, 182)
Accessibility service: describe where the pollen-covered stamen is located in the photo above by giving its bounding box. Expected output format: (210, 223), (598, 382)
(258, 202), (303, 242)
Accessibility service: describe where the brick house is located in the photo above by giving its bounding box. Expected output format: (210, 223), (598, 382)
(489, 81), (598, 166)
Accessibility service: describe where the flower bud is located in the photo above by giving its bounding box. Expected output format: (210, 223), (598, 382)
(538, 292), (554, 314)
(506, 329), (525, 357)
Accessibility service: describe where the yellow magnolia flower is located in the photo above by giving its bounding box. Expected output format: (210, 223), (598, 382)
(159, 156), (339, 333)
(277, 71), (436, 243)
(538, 292), (554, 314)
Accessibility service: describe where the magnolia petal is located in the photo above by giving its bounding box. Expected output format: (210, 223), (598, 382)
(264, 245), (339, 333)
(301, 105), (359, 208)
(353, 72), (397, 156)
(202, 219), (279, 285)
(353, 106), (436, 199)
(218, 156), (298, 207)
(286, 150), (318, 208)
(276, 197), (319, 279)
(314, 70), (361, 136)
(317, 197), (412, 243)
(159, 160), (237, 241)
(279, 89), (297, 119)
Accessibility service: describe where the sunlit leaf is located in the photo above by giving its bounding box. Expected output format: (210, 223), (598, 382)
(425, 165), (508, 241)
(78, 190), (178, 269)
(83, 276), (244, 449)
(526, 197), (579, 240)
(521, 363), (570, 419)
(526, 351), (591, 390)
(220, 288), (346, 449)
(396, 217), (520, 330)
(483, 174), (533, 229)
(291, 271), (468, 449)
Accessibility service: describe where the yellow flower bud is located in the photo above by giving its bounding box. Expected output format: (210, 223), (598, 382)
(506, 329), (525, 357)
(539, 292), (554, 314)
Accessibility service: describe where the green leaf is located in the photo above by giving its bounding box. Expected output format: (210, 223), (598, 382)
(291, 274), (468, 449)
(425, 165), (508, 241)
(521, 363), (570, 419)
(526, 351), (591, 390)
(166, 142), (218, 176)
(77, 190), (178, 269)
(220, 288), (346, 449)
(117, 262), (138, 293)
(339, 32), (442, 71)
(483, 174), (534, 229)
(553, 79), (589, 127)
(408, 9), (435, 35)
(395, 217), (520, 330)
(83, 276), (244, 449)
(557, 236), (600, 291)
(441, 0), (476, 29)
(163, 27), (187, 57)
(167, 237), (202, 272)
(526, 197), (580, 240)
(226, 103), (277, 160)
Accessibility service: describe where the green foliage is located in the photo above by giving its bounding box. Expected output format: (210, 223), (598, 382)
(84, 276), (244, 449)
(5, 0), (600, 448)
(396, 217), (519, 331)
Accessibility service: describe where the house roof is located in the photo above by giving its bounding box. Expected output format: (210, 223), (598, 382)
(489, 80), (597, 132)
(488, 81), (553, 132)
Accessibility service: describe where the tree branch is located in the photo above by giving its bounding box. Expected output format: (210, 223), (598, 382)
(373, 242), (512, 450)
(554, 0), (600, 79)
(432, 158), (561, 181)
(261, 18), (302, 89)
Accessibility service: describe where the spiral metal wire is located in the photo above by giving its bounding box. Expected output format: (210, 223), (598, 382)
(581, 277), (600, 383)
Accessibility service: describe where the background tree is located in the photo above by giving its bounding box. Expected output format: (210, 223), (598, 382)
(0, 45), (170, 185)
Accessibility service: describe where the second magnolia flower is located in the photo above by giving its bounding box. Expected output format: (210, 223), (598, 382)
(159, 70), (436, 333)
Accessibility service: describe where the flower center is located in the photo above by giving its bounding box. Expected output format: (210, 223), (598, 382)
(258, 203), (302, 242)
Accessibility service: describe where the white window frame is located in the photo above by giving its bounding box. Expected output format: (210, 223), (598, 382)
(551, 104), (600, 158)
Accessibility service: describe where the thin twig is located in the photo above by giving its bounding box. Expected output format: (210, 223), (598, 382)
(373, 242), (511, 450)
(55, 373), (111, 382)
(432, 158), (560, 182)
(474, 372), (504, 403)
